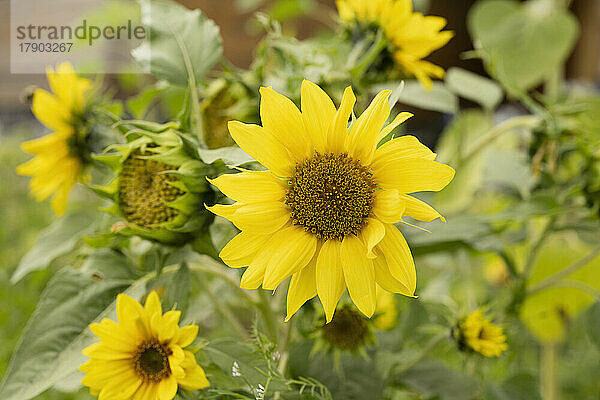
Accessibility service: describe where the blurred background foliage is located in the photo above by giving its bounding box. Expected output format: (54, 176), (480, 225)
(1, 0), (600, 399)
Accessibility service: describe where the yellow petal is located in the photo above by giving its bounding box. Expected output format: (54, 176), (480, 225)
(157, 375), (178, 400)
(359, 218), (385, 258)
(205, 203), (242, 220)
(31, 89), (71, 132)
(208, 171), (287, 203)
(373, 250), (414, 296)
(285, 256), (317, 321)
(144, 291), (162, 318)
(116, 293), (148, 340)
(327, 86), (356, 153)
(219, 231), (272, 268)
(378, 112), (413, 140)
(316, 239), (346, 323)
(89, 318), (138, 351)
(132, 382), (158, 400)
(373, 157), (455, 193)
(263, 226), (318, 290)
(232, 202), (291, 235)
(81, 342), (130, 360)
(177, 325), (199, 348)
(228, 121), (294, 177)
(373, 189), (406, 223)
(240, 264), (266, 290)
(301, 80), (336, 153)
(341, 235), (376, 318)
(371, 135), (436, 177)
(401, 194), (445, 222)
(376, 224), (416, 292)
(178, 351), (210, 390)
(157, 310), (182, 342)
(260, 86), (311, 161)
(346, 89), (391, 165)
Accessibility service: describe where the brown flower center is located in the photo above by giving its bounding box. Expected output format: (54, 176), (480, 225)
(286, 152), (376, 241)
(133, 341), (172, 382)
(322, 306), (370, 351)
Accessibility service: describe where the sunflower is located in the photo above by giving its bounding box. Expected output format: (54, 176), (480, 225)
(208, 81), (454, 322)
(459, 309), (508, 357)
(337, 0), (453, 89)
(79, 291), (209, 400)
(16, 62), (91, 214)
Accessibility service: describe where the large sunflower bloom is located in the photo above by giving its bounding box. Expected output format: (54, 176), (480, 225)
(460, 309), (508, 357)
(337, 0), (453, 89)
(79, 292), (209, 400)
(208, 81), (454, 322)
(16, 62), (91, 214)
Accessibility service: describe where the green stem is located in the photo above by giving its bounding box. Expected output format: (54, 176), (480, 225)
(540, 343), (558, 400)
(527, 243), (600, 295)
(278, 318), (294, 375)
(349, 29), (387, 79)
(461, 115), (540, 163)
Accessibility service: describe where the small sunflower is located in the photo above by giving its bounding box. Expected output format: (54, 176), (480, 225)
(79, 291), (209, 400)
(208, 81), (454, 322)
(459, 309), (508, 357)
(337, 0), (453, 89)
(16, 62), (92, 214)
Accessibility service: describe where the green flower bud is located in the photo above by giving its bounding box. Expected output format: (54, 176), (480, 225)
(92, 128), (215, 246)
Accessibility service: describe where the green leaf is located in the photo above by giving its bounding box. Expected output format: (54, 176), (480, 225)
(132, 0), (223, 86)
(11, 212), (96, 284)
(0, 265), (146, 400)
(468, 0), (579, 91)
(197, 146), (255, 166)
(395, 81), (458, 114)
(445, 67), (503, 110)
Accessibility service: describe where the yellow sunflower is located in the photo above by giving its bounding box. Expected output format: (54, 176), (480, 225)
(337, 0), (453, 89)
(208, 81), (454, 322)
(16, 62), (91, 215)
(460, 309), (508, 357)
(79, 291), (210, 400)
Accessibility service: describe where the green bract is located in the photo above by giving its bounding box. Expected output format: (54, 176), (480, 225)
(92, 128), (215, 246)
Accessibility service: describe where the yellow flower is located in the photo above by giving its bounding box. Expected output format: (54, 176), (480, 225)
(460, 309), (508, 357)
(208, 81), (454, 322)
(16, 62), (91, 214)
(79, 291), (209, 400)
(337, 0), (453, 89)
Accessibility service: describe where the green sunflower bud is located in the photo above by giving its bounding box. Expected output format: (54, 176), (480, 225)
(92, 128), (215, 246)
(201, 78), (256, 149)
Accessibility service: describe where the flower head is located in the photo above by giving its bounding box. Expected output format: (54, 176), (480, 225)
(459, 309), (508, 357)
(16, 62), (92, 214)
(337, 0), (453, 89)
(93, 129), (215, 245)
(80, 291), (209, 400)
(208, 81), (454, 322)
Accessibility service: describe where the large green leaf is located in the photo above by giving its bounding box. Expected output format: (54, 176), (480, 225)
(468, 0), (578, 91)
(396, 81), (458, 114)
(586, 302), (600, 351)
(400, 360), (480, 400)
(445, 67), (503, 110)
(11, 212), (96, 284)
(132, 0), (223, 86)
